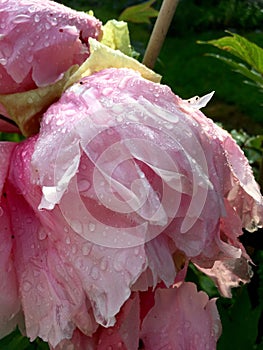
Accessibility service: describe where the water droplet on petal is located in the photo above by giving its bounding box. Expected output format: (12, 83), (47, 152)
(89, 222), (96, 232)
(38, 228), (47, 240)
(82, 242), (92, 256)
(13, 14), (31, 24)
(71, 244), (78, 254)
(100, 257), (108, 271)
(78, 179), (91, 192)
(91, 266), (99, 280)
(0, 58), (7, 66)
(45, 22), (51, 30)
(23, 280), (33, 292)
(0, 207), (3, 217)
(34, 14), (40, 22)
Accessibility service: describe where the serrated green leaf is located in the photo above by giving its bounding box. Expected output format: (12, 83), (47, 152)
(101, 19), (132, 56)
(119, 0), (159, 24)
(199, 32), (263, 75)
(206, 53), (263, 88)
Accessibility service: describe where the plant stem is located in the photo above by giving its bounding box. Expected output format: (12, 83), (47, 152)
(142, 0), (179, 69)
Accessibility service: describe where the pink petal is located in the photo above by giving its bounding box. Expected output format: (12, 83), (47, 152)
(31, 67), (262, 289)
(53, 293), (140, 350)
(0, 141), (16, 194)
(140, 282), (222, 350)
(0, 193), (20, 338)
(195, 257), (253, 298)
(8, 137), (147, 344)
(0, 142), (20, 338)
(0, 0), (102, 93)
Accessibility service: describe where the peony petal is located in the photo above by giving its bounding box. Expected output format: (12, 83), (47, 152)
(8, 137), (147, 341)
(0, 0), (102, 93)
(140, 282), (221, 350)
(0, 194), (20, 338)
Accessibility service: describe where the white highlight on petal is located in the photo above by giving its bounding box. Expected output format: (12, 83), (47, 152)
(185, 91), (215, 109)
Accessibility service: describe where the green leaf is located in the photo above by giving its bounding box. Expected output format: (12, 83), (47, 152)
(198, 32), (263, 75)
(217, 287), (262, 350)
(206, 53), (263, 88)
(101, 19), (132, 56)
(119, 0), (159, 24)
(0, 328), (49, 350)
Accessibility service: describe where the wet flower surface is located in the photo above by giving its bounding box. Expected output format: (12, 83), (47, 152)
(0, 66), (261, 348)
(0, 0), (102, 94)
(0, 1), (262, 349)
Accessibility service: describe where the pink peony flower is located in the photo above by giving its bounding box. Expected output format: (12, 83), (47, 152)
(31, 67), (262, 268)
(1, 67), (262, 347)
(0, 0), (102, 94)
(51, 283), (221, 350)
(140, 282), (222, 350)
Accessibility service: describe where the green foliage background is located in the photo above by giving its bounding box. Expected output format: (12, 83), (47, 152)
(1, 0), (263, 349)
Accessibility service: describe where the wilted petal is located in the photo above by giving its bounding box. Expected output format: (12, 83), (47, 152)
(196, 257), (253, 298)
(140, 282), (221, 350)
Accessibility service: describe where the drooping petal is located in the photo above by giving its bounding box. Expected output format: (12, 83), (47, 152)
(140, 282), (222, 350)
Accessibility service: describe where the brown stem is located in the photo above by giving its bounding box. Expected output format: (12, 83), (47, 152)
(142, 0), (179, 69)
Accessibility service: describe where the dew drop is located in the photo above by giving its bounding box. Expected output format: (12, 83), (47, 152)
(134, 247), (140, 256)
(70, 220), (82, 234)
(71, 244), (77, 254)
(0, 58), (7, 66)
(0, 207), (3, 217)
(47, 16), (58, 26)
(34, 14), (40, 22)
(82, 242), (92, 256)
(13, 14), (31, 24)
(38, 228), (47, 241)
(91, 266), (99, 280)
(28, 5), (37, 13)
(45, 22), (51, 30)
(100, 257), (108, 271)
(27, 96), (34, 104)
(89, 222), (96, 232)
(78, 179), (91, 192)
(66, 237), (71, 245)
(23, 280), (33, 292)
